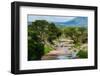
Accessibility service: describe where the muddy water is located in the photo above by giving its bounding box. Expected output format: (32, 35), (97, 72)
(56, 46), (72, 59)
(41, 46), (76, 60)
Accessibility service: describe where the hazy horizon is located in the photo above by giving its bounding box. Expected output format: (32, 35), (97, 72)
(28, 15), (88, 27)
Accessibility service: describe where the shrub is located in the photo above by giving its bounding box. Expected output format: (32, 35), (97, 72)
(77, 50), (88, 58)
(44, 45), (53, 54)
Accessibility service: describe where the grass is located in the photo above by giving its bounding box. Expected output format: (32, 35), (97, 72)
(44, 45), (54, 54)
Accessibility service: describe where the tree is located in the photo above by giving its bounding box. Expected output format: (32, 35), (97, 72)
(64, 27), (87, 44)
(28, 20), (62, 60)
(47, 23), (62, 44)
(28, 25), (44, 60)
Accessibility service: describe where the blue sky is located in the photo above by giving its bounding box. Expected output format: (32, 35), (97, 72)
(28, 15), (76, 22)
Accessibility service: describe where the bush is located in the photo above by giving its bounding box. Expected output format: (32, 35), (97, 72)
(28, 40), (44, 60)
(44, 45), (53, 54)
(28, 32), (44, 60)
(77, 50), (88, 58)
(64, 27), (87, 44)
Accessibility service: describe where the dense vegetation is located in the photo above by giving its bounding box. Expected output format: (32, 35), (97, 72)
(28, 20), (88, 60)
(28, 20), (61, 60)
(63, 27), (88, 58)
(64, 27), (87, 44)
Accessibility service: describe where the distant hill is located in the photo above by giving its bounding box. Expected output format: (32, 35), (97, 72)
(28, 17), (88, 27)
(54, 17), (88, 27)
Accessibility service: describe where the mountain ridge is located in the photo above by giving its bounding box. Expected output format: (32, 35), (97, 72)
(28, 17), (88, 27)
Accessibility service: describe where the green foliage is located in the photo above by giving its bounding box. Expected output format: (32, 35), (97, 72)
(44, 45), (53, 54)
(28, 20), (88, 60)
(64, 27), (88, 58)
(28, 31), (44, 60)
(64, 27), (87, 44)
(28, 20), (62, 60)
(77, 50), (88, 58)
(48, 23), (62, 44)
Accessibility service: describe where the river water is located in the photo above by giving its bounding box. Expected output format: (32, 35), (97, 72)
(56, 46), (72, 59)
(42, 44), (77, 60)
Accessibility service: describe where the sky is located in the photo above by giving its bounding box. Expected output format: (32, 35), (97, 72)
(28, 15), (76, 22)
